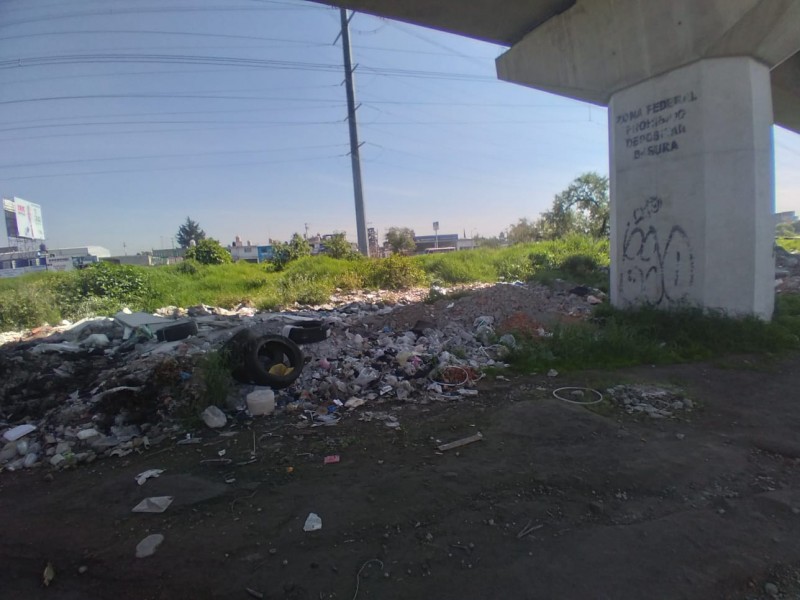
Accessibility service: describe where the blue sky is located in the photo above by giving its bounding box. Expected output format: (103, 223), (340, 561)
(0, 0), (798, 255)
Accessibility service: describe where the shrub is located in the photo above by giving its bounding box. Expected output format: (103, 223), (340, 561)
(365, 254), (427, 290)
(278, 271), (333, 306)
(184, 239), (232, 265)
(55, 262), (151, 319)
(0, 280), (61, 330)
(559, 254), (600, 278)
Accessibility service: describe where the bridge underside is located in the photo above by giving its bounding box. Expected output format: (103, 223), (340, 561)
(313, 0), (800, 319)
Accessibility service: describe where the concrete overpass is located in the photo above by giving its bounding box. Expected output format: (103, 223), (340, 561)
(313, 0), (800, 319)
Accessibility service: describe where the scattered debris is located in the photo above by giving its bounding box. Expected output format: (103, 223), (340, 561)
(3, 424), (36, 442)
(201, 406), (227, 429)
(135, 469), (165, 485)
(606, 384), (694, 418)
(303, 512), (323, 532)
(553, 387), (603, 405)
(517, 521), (544, 538)
(246, 388), (275, 416)
(352, 558), (384, 600)
(0, 282), (602, 475)
(132, 496), (173, 513)
(323, 455), (340, 464)
(437, 432), (483, 452)
(43, 561), (55, 587)
(135, 533), (165, 558)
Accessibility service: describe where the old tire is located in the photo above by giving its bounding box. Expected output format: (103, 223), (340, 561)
(245, 334), (304, 388)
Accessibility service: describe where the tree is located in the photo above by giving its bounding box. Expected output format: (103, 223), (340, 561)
(323, 233), (357, 259)
(474, 234), (504, 249)
(176, 217), (206, 248)
(385, 227), (416, 254)
(538, 172), (610, 239)
(507, 218), (541, 245)
(184, 238), (231, 265)
(270, 232), (312, 269)
(776, 222), (797, 238)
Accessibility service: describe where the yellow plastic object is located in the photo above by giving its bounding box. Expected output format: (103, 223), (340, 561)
(268, 364), (294, 376)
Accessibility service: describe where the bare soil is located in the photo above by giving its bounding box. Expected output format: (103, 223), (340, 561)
(2, 354), (800, 600)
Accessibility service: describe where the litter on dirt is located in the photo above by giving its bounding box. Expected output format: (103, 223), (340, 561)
(135, 469), (165, 485)
(132, 496), (174, 513)
(323, 454), (340, 464)
(135, 533), (164, 558)
(303, 512), (323, 532)
(437, 432), (484, 452)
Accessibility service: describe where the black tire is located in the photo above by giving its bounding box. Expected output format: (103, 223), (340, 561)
(156, 319), (198, 342)
(245, 334), (304, 388)
(285, 321), (329, 344)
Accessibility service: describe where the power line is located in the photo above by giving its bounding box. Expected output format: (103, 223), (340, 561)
(0, 142), (349, 169)
(0, 98), (572, 129)
(0, 112), (347, 133)
(0, 3), (323, 29)
(0, 92), (347, 106)
(0, 28), (331, 47)
(0, 53), (498, 82)
(0, 153), (347, 181)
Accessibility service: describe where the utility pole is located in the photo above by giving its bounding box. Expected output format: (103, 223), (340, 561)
(338, 8), (369, 256)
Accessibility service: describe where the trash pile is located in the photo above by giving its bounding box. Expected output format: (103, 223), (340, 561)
(0, 281), (605, 472)
(775, 245), (800, 293)
(606, 384), (694, 418)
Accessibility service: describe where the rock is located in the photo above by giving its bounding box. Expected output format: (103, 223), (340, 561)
(50, 453), (66, 467)
(0, 442), (17, 463)
(77, 428), (100, 440)
(498, 334), (517, 349)
(764, 582), (779, 597)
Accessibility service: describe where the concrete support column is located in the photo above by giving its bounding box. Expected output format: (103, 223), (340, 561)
(609, 57), (775, 319)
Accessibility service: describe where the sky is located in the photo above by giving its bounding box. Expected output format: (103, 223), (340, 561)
(0, 0), (798, 256)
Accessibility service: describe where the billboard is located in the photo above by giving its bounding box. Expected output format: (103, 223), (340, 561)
(3, 198), (17, 238)
(13, 198), (45, 240)
(3, 197), (45, 240)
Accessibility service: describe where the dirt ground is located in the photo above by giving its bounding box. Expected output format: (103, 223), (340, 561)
(2, 353), (800, 600)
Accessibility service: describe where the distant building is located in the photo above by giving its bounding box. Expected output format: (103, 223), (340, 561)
(0, 248), (47, 277)
(229, 236), (274, 263)
(105, 254), (168, 267)
(776, 211), (798, 224)
(152, 248), (185, 262)
(368, 227), (380, 256)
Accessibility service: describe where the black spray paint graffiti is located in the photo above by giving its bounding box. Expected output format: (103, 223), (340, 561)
(620, 196), (695, 305)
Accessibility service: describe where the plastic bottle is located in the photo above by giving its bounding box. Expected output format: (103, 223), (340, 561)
(246, 388), (275, 416)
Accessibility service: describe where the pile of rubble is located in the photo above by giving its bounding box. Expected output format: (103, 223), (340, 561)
(0, 281), (605, 473)
(775, 245), (800, 293)
(606, 384), (694, 418)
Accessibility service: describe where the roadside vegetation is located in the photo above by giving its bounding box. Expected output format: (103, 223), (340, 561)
(0, 237), (605, 331)
(2, 172), (799, 373)
(505, 296), (800, 374)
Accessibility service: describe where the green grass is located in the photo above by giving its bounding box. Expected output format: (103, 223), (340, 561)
(505, 296), (800, 373)
(1, 234), (791, 365)
(777, 237), (800, 253)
